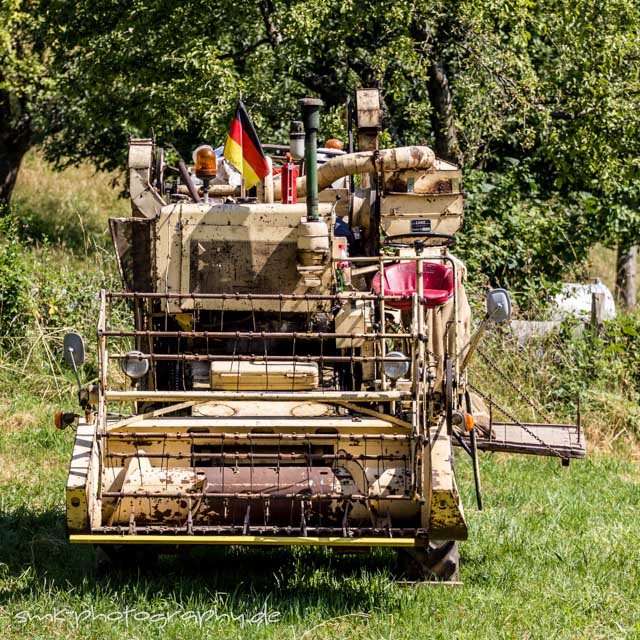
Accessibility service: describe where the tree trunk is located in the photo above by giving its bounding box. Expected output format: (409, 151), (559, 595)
(427, 59), (463, 166)
(410, 13), (463, 167)
(0, 91), (32, 207)
(615, 243), (637, 310)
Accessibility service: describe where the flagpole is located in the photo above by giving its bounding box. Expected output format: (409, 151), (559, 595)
(238, 91), (247, 200)
(239, 95), (246, 199)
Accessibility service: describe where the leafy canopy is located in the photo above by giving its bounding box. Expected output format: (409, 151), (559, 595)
(3, 0), (639, 298)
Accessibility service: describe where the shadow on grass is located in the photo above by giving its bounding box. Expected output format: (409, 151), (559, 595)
(0, 506), (406, 616)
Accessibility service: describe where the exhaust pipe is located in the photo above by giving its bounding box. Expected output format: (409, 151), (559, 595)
(299, 98), (323, 221)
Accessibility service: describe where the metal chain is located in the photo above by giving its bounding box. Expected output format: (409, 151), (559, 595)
(468, 382), (569, 461)
(476, 347), (555, 424)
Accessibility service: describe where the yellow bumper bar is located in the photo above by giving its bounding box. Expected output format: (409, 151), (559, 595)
(70, 535), (422, 548)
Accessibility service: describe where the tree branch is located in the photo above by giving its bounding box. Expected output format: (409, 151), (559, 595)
(259, 0), (283, 46)
(220, 38), (270, 60)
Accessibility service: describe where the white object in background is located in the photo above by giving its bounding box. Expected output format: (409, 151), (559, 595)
(552, 280), (616, 322)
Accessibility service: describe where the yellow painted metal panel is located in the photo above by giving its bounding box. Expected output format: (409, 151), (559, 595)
(70, 535), (422, 548)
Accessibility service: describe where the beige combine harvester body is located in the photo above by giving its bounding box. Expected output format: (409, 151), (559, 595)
(63, 90), (585, 579)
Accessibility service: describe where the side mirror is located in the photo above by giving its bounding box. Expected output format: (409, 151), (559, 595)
(486, 288), (512, 323)
(63, 332), (86, 367)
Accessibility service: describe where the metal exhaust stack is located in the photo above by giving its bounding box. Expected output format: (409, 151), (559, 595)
(299, 97), (323, 221)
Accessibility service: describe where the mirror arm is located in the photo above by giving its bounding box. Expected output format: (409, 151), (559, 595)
(459, 301), (509, 372)
(67, 347), (83, 394)
(458, 317), (490, 373)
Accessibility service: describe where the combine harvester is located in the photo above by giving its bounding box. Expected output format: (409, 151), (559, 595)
(57, 90), (585, 580)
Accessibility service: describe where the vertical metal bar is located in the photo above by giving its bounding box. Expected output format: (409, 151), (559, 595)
(416, 257), (424, 339)
(489, 394), (493, 442)
(350, 340), (356, 392)
(249, 434), (254, 497)
(450, 258), (459, 380)
(221, 435), (225, 493)
(379, 255), (387, 390)
(409, 291), (419, 494)
(97, 289), (108, 435)
(319, 334), (324, 388)
(466, 390), (483, 510)
(470, 427), (483, 510)
(416, 256), (426, 509)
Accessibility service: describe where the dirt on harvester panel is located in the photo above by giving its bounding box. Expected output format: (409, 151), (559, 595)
(60, 89), (584, 581)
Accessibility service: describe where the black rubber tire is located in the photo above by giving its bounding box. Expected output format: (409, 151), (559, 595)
(397, 540), (459, 582)
(95, 544), (159, 576)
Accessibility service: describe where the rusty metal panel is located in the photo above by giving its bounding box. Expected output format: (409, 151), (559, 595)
(154, 203), (334, 313)
(190, 239), (301, 295)
(473, 422), (586, 458)
(380, 193), (464, 237)
(66, 421), (97, 534)
(355, 89), (382, 130)
(128, 139), (165, 218)
(384, 160), (462, 195)
(109, 217), (155, 292)
(105, 463), (362, 527)
(428, 426), (468, 540)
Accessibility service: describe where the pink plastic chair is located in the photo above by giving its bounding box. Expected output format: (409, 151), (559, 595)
(372, 262), (454, 310)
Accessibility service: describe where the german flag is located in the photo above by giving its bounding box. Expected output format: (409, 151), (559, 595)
(223, 99), (270, 189)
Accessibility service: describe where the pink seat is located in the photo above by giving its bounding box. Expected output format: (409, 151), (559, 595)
(372, 262), (454, 310)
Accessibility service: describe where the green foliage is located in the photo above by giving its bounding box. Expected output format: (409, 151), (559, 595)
(0, 0), (51, 114)
(556, 315), (640, 421)
(0, 218), (116, 344)
(459, 160), (605, 303)
(2, 0), (640, 293)
(473, 311), (640, 442)
(33, 0), (640, 296)
(0, 216), (29, 335)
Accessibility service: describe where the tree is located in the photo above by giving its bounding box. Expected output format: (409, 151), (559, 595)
(458, 0), (640, 299)
(2, 0), (639, 304)
(262, 0), (640, 299)
(0, 0), (48, 203)
(616, 245), (637, 309)
(0, 0), (302, 203)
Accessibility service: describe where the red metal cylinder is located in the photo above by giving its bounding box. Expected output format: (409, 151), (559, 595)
(281, 159), (298, 204)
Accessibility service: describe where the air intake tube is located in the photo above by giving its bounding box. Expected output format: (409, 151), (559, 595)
(273, 145), (436, 200)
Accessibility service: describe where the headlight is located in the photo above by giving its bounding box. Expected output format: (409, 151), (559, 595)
(120, 351), (149, 379)
(383, 351), (410, 381)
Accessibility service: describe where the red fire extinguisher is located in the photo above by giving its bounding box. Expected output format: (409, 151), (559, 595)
(281, 153), (298, 204)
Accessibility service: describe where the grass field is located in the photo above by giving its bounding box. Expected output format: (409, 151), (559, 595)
(0, 153), (638, 639)
(0, 402), (637, 639)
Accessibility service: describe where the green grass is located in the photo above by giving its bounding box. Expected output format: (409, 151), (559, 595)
(11, 150), (128, 254)
(0, 152), (639, 639)
(0, 394), (638, 639)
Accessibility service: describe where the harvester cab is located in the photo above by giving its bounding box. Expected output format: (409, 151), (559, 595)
(60, 89), (585, 580)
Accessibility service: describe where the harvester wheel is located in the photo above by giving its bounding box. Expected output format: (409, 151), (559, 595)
(397, 540), (459, 582)
(95, 544), (159, 576)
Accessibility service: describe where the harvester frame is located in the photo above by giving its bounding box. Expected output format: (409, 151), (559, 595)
(60, 90), (585, 581)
